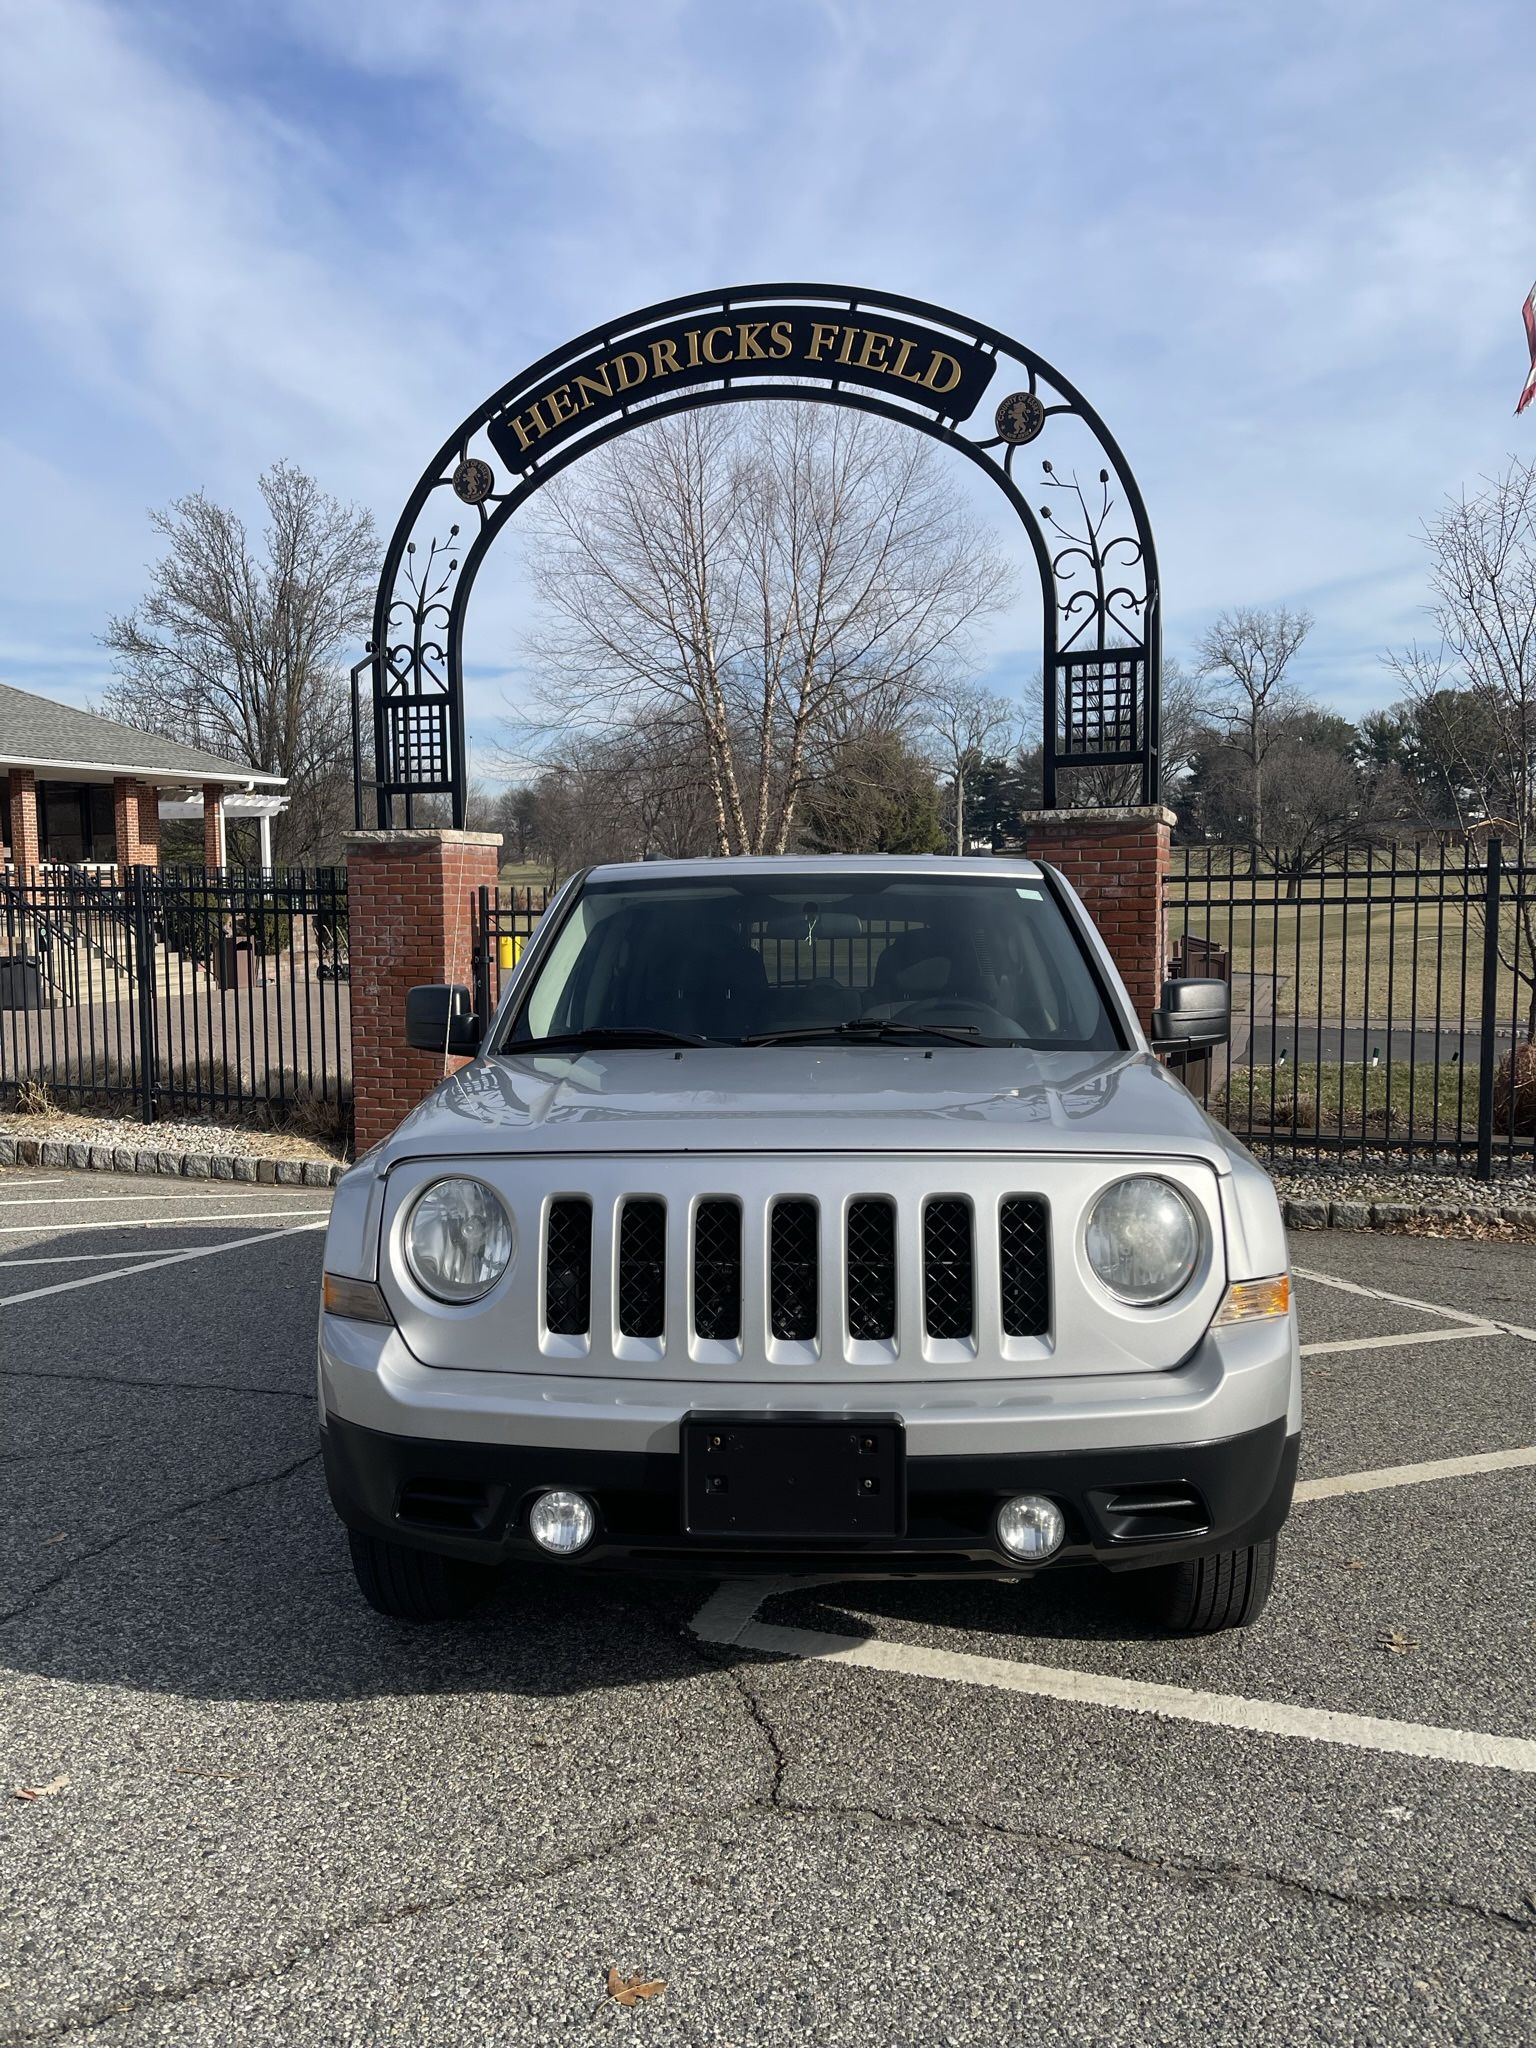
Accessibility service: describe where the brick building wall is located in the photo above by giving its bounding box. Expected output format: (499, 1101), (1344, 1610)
(345, 829), (503, 1153)
(1018, 805), (1174, 1029)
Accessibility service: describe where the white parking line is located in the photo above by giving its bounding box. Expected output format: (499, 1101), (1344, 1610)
(0, 1250), (224, 1266)
(1294, 1264), (1536, 1344)
(688, 1438), (1536, 1773)
(1300, 1325), (1501, 1357)
(0, 1210), (329, 1235)
(0, 1188), (307, 1206)
(0, 1222), (328, 1307)
(690, 1588), (1536, 1773)
(1294, 1445), (1536, 1500)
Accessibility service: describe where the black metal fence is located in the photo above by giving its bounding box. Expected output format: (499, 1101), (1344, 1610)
(0, 865), (350, 1135)
(472, 884), (556, 1018)
(1166, 840), (1536, 1176)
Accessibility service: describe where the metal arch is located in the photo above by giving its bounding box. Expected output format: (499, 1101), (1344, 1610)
(360, 282), (1162, 827)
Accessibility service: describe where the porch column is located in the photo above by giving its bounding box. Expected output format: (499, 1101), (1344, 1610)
(112, 776), (156, 871)
(344, 829), (502, 1152)
(134, 784), (161, 868)
(257, 810), (273, 871)
(8, 768), (41, 871)
(1018, 805), (1175, 1030)
(202, 783), (226, 869)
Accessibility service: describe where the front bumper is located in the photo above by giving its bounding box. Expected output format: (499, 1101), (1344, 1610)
(319, 1308), (1300, 1577)
(322, 1409), (1299, 1576)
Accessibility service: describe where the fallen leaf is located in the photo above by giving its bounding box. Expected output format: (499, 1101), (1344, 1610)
(43, 1534), (67, 1546)
(605, 1965), (665, 2008)
(1338, 1557), (1366, 1571)
(13, 1773), (69, 1802)
(1379, 1628), (1418, 1655)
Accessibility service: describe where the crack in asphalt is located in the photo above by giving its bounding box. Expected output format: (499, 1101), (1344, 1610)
(4, 1777), (1531, 2046)
(0, 1451), (322, 1628)
(0, 1365), (309, 1402)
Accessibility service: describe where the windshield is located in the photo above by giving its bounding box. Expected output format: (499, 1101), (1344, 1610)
(501, 872), (1122, 1052)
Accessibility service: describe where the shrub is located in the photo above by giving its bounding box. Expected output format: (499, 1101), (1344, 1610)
(1492, 1041), (1536, 1136)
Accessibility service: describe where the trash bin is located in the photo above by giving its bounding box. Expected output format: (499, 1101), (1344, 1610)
(0, 955), (45, 1010)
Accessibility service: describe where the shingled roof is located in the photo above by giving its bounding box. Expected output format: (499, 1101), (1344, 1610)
(0, 681), (285, 786)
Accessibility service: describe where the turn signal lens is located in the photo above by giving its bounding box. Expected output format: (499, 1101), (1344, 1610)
(1211, 1275), (1291, 1326)
(323, 1273), (395, 1325)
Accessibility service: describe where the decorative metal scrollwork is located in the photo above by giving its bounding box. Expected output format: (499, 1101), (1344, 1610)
(359, 284), (1162, 823)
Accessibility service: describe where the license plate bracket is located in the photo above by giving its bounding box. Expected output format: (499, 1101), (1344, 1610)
(682, 1415), (905, 1539)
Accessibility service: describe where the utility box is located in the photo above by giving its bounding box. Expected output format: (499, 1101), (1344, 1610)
(0, 955), (45, 1010)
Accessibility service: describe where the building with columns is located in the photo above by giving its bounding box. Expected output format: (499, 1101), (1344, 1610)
(1, 681), (286, 872)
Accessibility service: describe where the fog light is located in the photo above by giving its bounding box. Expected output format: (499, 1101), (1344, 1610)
(528, 1489), (595, 1556)
(996, 1494), (1066, 1562)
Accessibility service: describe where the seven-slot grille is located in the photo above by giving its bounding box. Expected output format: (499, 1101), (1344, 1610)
(544, 1198), (592, 1334)
(769, 1199), (819, 1341)
(542, 1191), (1052, 1346)
(846, 1198), (896, 1340)
(693, 1199), (742, 1341)
(922, 1198), (974, 1339)
(616, 1199), (666, 1337)
(999, 1196), (1051, 1336)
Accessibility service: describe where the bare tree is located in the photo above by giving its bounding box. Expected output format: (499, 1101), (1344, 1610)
(921, 678), (1019, 852)
(1386, 457), (1536, 1039)
(1196, 605), (1314, 849)
(520, 405), (1015, 855)
(101, 462), (377, 864)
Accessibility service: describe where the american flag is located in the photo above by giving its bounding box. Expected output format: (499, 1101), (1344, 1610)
(1518, 282), (1536, 415)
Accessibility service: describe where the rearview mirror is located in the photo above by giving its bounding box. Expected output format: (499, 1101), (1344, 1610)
(405, 983), (480, 1056)
(1150, 977), (1229, 1054)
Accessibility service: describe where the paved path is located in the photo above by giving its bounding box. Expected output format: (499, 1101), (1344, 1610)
(1, 1170), (1532, 2045)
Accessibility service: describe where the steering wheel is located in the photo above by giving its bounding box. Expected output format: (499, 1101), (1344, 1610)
(889, 998), (1025, 1038)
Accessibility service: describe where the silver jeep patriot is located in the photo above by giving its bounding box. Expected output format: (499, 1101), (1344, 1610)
(319, 857), (1297, 1632)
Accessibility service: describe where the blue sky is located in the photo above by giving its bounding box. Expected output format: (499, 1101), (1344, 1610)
(2, 0), (1533, 785)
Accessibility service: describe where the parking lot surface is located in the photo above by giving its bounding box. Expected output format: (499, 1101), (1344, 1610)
(1, 1166), (1532, 2046)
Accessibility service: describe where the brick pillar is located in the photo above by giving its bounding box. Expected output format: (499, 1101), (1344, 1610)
(202, 783), (226, 869)
(112, 775), (159, 871)
(1018, 805), (1174, 1030)
(344, 829), (503, 1153)
(8, 768), (41, 871)
(134, 784), (161, 867)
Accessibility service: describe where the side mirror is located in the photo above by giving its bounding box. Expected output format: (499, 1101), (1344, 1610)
(405, 983), (480, 1056)
(1150, 977), (1229, 1054)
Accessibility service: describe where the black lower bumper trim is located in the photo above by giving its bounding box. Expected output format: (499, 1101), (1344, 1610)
(322, 1412), (1299, 1578)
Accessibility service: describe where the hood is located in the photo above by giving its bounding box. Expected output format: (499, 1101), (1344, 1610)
(372, 1046), (1237, 1170)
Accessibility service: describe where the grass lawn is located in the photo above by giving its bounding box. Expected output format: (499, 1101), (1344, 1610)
(1167, 855), (1533, 1030)
(1214, 1059), (1484, 1139)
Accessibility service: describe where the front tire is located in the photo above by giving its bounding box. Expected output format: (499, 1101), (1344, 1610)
(347, 1529), (502, 1622)
(1135, 1535), (1278, 1635)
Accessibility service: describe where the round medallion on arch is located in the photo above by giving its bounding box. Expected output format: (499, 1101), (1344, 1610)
(451, 457), (496, 505)
(994, 391), (1046, 445)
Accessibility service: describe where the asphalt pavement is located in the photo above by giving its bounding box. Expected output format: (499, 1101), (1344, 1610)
(1, 1167), (1532, 2046)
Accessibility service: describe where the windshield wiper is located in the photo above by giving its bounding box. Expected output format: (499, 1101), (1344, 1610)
(740, 1017), (996, 1048)
(504, 1027), (711, 1053)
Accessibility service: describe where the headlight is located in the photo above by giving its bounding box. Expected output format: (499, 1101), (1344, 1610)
(1085, 1176), (1201, 1306)
(404, 1178), (513, 1303)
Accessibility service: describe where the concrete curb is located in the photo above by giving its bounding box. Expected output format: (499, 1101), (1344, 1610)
(0, 1133), (343, 1187)
(1283, 1197), (1536, 1232)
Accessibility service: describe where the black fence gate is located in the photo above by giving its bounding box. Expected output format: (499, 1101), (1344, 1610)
(0, 865), (350, 1133)
(1167, 840), (1536, 1176)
